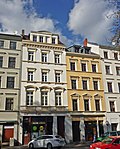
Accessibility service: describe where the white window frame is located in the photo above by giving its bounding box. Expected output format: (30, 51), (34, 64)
(26, 90), (34, 106)
(55, 91), (62, 106)
(41, 91), (48, 106)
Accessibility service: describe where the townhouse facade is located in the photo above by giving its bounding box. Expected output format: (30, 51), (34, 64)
(87, 41), (120, 133)
(0, 33), (22, 145)
(66, 45), (106, 142)
(19, 31), (70, 144)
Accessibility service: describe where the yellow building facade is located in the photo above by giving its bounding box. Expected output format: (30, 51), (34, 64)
(66, 45), (106, 142)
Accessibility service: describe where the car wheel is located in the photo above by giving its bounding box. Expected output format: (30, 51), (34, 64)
(47, 143), (52, 149)
(29, 143), (34, 149)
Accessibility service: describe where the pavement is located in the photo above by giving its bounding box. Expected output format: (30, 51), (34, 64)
(1, 141), (92, 149)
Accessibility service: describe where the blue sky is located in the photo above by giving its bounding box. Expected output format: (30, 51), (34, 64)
(0, 0), (116, 46)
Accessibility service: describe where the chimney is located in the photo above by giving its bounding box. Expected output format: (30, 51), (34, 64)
(22, 29), (25, 37)
(83, 38), (88, 47)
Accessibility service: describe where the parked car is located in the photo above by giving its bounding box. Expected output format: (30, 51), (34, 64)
(28, 135), (66, 149)
(90, 136), (120, 149)
(95, 131), (120, 142)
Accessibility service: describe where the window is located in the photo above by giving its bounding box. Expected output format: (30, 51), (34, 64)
(0, 76), (1, 88)
(114, 53), (118, 60)
(82, 80), (87, 90)
(93, 81), (98, 90)
(28, 51), (34, 61)
(116, 67), (120, 75)
(75, 47), (79, 53)
(42, 72), (47, 82)
(84, 99), (89, 111)
(41, 91), (48, 106)
(107, 82), (113, 92)
(28, 71), (33, 81)
(10, 41), (16, 49)
(0, 56), (3, 67)
(72, 99), (78, 111)
(42, 53), (47, 62)
(55, 92), (61, 106)
(0, 40), (4, 48)
(52, 37), (56, 44)
(7, 77), (14, 88)
(118, 83), (120, 93)
(5, 98), (13, 110)
(8, 57), (16, 68)
(70, 62), (75, 71)
(45, 36), (49, 43)
(81, 63), (86, 71)
(110, 101), (115, 112)
(92, 64), (96, 72)
(55, 73), (60, 83)
(111, 123), (117, 131)
(55, 54), (60, 64)
(33, 35), (37, 42)
(105, 65), (110, 74)
(95, 100), (100, 111)
(39, 36), (43, 42)
(26, 91), (33, 105)
(71, 79), (76, 89)
(104, 51), (108, 59)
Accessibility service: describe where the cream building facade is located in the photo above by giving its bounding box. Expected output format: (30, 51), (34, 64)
(19, 31), (70, 144)
(0, 33), (22, 145)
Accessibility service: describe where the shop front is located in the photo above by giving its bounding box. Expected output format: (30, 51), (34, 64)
(23, 116), (65, 145)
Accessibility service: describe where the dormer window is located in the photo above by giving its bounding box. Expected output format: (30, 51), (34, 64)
(52, 37), (56, 44)
(33, 35), (37, 42)
(39, 36), (43, 43)
(75, 47), (79, 53)
(114, 53), (118, 60)
(104, 51), (108, 59)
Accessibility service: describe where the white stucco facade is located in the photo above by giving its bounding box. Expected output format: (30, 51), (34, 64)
(88, 42), (120, 132)
(19, 31), (71, 144)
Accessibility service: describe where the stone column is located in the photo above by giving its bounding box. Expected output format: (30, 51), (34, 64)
(80, 117), (85, 142)
(97, 119), (99, 137)
(53, 116), (57, 135)
(65, 115), (72, 143)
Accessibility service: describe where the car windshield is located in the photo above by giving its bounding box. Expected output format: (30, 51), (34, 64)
(55, 135), (62, 139)
(102, 137), (113, 144)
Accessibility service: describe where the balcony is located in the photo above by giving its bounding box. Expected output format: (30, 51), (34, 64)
(20, 106), (68, 114)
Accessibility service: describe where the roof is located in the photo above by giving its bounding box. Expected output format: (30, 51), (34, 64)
(0, 32), (22, 41)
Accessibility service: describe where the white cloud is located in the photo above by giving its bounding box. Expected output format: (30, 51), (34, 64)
(67, 0), (114, 44)
(0, 0), (72, 45)
(0, 0), (55, 33)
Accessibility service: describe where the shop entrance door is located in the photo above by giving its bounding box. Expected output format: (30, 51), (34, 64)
(72, 121), (80, 142)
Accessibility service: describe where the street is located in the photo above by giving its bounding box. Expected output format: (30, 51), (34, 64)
(1, 144), (90, 149)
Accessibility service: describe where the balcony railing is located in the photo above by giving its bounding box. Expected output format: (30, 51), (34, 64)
(20, 105), (68, 114)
